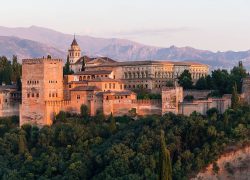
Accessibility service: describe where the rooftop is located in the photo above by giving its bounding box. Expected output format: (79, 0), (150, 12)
(74, 70), (112, 75)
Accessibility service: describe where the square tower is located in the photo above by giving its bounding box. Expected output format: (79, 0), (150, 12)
(20, 57), (63, 126)
(242, 76), (250, 104)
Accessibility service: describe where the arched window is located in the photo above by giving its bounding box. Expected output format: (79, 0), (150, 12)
(79, 76), (82, 81)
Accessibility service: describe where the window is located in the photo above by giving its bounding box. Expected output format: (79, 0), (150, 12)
(77, 95), (80, 99)
(32, 93), (34, 97)
(49, 93), (51, 97)
(120, 85), (122, 89)
(109, 83), (111, 89)
(27, 93), (30, 98)
(69, 85), (72, 88)
(113, 83), (115, 89)
(36, 93), (39, 98)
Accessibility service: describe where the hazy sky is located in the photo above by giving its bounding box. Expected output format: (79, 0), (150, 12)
(1, 0), (250, 51)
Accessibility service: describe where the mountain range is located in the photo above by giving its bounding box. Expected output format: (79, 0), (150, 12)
(0, 26), (250, 69)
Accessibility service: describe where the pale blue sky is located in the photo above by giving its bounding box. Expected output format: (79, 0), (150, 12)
(1, 0), (250, 51)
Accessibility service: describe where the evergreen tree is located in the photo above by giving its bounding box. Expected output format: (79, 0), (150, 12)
(18, 130), (27, 154)
(63, 55), (73, 75)
(108, 113), (116, 134)
(159, 130), (172, 180)
(231, 83), (239, 109)
(80, 104), (89, 119)
(81, 57), (86, 71)
(195, 76), (207, 90)
(178, 70), (193, 89)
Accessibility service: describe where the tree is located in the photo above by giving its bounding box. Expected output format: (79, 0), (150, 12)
(108, 113), (116, 134)
(63, 55), (73, 75)
(80, 104), (89, 119)
(178, 70), (193, 89)
(159, 130), (172, 180)
(231, 83), (239, 109)
(18, 130), (27, 154)
(230, 61), (247, 92)
(81, 57), (86, 71)
(195, 76), (207, 90)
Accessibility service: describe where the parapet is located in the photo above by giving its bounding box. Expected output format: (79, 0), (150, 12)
(22, 57), (63, 64)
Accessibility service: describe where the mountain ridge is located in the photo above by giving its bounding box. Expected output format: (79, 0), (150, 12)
(0, 26), (250, 69)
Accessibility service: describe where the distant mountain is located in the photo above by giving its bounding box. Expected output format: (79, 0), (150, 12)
(0, 36), (65, 59)
(0, 26), (250, 69)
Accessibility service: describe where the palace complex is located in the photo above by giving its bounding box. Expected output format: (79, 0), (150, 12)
(0, 37), (238, 127)
(69, 37), (209, 92)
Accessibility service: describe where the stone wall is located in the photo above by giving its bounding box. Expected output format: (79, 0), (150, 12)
(179, 95), (231, 116)
(184, 90), (212, 99)
(242, 77), (250, 104)
(132, 99), (162, 116)
(20, 58), (63, 127)
(162, 87), (183, 115)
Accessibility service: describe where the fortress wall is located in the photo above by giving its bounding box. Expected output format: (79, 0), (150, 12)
(0, 102), (19, 117)
(131, 99), (162, 116)
(184, 90), (212, 99)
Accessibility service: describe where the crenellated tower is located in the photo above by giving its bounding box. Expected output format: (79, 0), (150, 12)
(20, 57), (63, 126)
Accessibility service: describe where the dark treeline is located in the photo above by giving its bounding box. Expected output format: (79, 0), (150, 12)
(0, 104), (249, 179)
(178, 62), (247, 96)
(0, 56), (22, 90)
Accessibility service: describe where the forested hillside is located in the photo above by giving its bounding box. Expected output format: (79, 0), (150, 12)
(0, 104), (249, 179)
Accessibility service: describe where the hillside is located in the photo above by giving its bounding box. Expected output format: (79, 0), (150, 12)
(0, 36), (65, 59)
(193, 145), (250, 180)
(0, 26), (250, 69)
(0, 103), (249, 179)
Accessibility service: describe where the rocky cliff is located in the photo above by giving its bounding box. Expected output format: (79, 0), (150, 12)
(192, 144), (250, 180)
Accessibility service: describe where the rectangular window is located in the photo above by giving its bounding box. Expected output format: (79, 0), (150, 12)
(113, 83), (115, 89)
(36, 93), (39, 98)
(77, 95), (80, 99)
(27, 93), (30, 98)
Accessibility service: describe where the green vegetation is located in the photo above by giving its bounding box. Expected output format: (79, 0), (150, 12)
(0, 56), (22, 89)
(0, 103), (249, 179)
(63, 55), (74, 75)
(177, 62), (247, 97)
(194, 62), (247, 95)
(178, 70), (193, 90)
(136, 89), (162, 100)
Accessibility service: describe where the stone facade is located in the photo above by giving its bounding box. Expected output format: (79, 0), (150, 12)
(242, 76), (250, 104)
(68, 37), (209, 92)
(20, 58), (63, 126)
(179, 95), (231, 116)
(0, 85), (20, 117)
(18, 56), (232, 127)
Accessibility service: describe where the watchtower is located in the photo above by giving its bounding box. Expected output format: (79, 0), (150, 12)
(20, 57), (63, 126)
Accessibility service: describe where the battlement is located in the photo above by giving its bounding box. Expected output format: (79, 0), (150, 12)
(22, 57), (62, 64)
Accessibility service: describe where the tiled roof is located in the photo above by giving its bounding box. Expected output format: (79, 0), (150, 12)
(74, 70), (112, 75)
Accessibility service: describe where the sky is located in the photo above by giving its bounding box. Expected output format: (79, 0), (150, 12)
(0, 0), (250, 51)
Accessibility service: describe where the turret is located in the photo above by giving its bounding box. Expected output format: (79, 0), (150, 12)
(68, 35), (81, 65)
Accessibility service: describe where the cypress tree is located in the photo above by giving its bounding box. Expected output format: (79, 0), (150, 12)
(63, 55), (72, 75)
(231, 83), (239, 109)
(18, 130), (27, 154)
(108, 113), (116, 134)
(159, 130), (172, 180)
(81, 57), (86, 71)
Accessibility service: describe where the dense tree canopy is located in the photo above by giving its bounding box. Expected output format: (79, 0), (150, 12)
(194, 62), (248, 96)
(0, 56), (21, 88)
(0, 103), (249, 179)
(178, 70), (193, 89)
